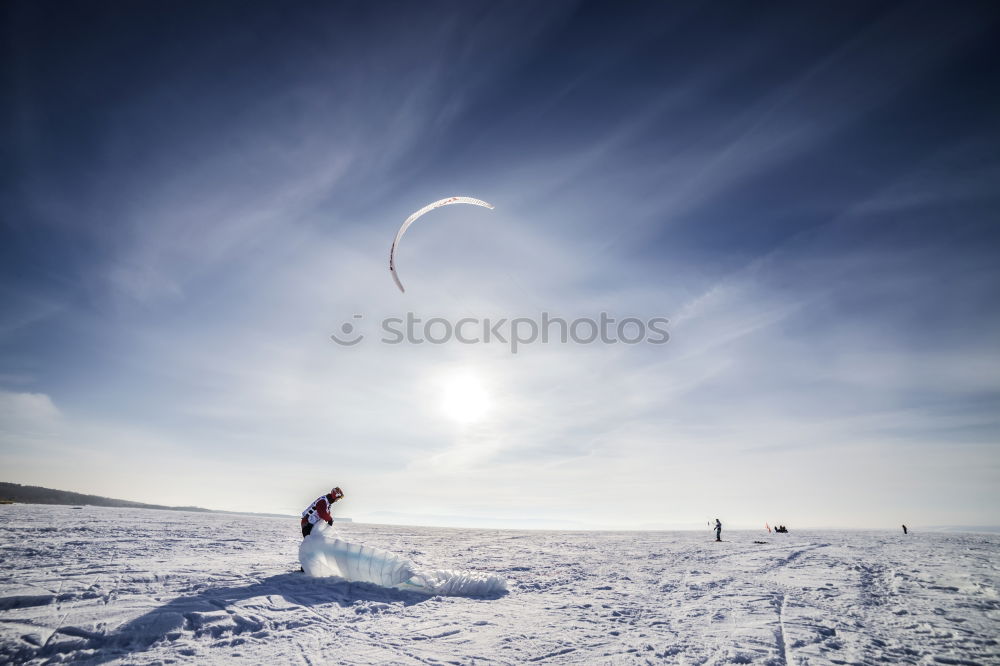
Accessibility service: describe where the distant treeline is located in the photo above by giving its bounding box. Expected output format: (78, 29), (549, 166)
(0, 482), (211, 513)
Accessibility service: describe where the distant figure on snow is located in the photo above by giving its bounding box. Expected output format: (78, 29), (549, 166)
(902, 524), (908, 535)
(301, 487), (345, 537)
(714, 518), (722, 542)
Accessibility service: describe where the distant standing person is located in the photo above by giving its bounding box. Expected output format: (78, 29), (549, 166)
(714, 518), (722, 542)
(902, 524), (908, 535)
(301, 487), (345, 538)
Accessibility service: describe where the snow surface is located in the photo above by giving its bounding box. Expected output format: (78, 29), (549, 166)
(1, 505), (998, 665)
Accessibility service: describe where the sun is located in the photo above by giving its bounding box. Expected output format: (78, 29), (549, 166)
(439, 372), (491, 424)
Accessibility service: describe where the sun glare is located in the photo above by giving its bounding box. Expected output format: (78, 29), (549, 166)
(439, 372), (491, 424)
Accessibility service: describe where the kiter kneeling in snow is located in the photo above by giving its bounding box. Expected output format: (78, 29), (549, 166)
(301, 487), (344, 537)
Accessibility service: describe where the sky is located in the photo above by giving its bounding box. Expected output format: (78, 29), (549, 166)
(2, 0), (999, 530)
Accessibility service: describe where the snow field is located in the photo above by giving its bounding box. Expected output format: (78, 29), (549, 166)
(1, 504), (998, 664)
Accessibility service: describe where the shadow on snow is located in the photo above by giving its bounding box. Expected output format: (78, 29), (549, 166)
(18, 572), (504, 664)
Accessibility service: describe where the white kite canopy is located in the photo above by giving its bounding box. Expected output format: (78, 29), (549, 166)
(389, 196), (494, 293)
(299, 524), (507, 596)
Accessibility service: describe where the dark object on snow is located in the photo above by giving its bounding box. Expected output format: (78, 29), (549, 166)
(902, 524), (908, 535)
(714, 519), (722, 541)
(774, 525), (789, 533)
(753, 540), (768, 544)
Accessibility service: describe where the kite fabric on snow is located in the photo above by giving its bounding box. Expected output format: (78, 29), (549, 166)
(299, 523), (507, 596)
(389, 196), (494, 293)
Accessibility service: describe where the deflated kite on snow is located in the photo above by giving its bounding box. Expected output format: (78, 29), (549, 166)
(389, 196), (494, 293)
(299, 524), (507, 596)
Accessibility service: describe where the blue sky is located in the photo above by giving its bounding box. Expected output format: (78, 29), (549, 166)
(2, 1), (999, 529)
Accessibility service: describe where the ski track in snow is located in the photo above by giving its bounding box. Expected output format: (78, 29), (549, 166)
(0, 506), (998, 665)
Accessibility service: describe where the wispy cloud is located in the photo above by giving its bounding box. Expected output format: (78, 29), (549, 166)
(2, 1), (999, 528)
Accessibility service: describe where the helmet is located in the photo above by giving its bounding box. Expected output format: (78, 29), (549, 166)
(330, 487), (344, 500)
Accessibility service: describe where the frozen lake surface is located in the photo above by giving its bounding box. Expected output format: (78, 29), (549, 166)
(1, 505), (997, 664)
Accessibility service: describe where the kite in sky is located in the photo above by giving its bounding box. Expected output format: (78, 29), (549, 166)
(389, 196), (494, 293)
